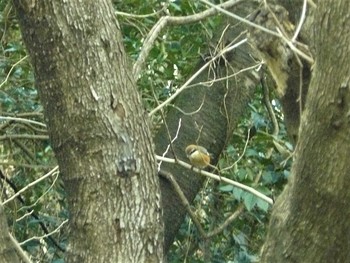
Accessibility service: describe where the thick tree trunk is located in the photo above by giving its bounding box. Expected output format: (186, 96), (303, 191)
(158, 2), (262, 252)
(0, 204), (21, 263)
(260, 0), (350, 262)
(12, 1), (163, 262)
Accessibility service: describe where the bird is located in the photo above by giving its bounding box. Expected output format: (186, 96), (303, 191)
(185, 144), (211, 169)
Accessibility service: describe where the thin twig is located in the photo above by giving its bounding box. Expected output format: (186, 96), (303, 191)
(2, 166), (59, 206)
(201, 0), (314, 64)
(152, 85), (179, 167)
(8, 233), (33, 263)
(0, 116), (47, 128)
(292, 0), (308, 42)
(19, 219), (68, 246)
(157, 119), (182, 172)
(133, 0), (244, 77)
(0, 169), (65, 252)
(115, 4), (167, 19)
(262, 79), (279, 137)
(200, 0), (280, 37)
(206, 203), (245, 237)
(0, 162), (54, 169)
(149, 38), (248, 116)
(0, 56), (28, 88)
(186, 61), (263, 90)
(220, 128), (251, 172)
(0, 134), (49, 140)
(276, 28), (314, 64)
(156, 155), (273, 205)
(19, 172), (59, 212)
(159, 170), (207, 238)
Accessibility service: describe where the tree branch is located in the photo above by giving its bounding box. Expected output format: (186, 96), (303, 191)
(133, 0), (244, 77)
(156, 155), (273, 205)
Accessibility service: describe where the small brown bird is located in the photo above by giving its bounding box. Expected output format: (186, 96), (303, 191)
(185, 144), (211, 169)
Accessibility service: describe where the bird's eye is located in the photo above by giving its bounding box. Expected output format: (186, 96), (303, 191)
(189, 148), (197, 155)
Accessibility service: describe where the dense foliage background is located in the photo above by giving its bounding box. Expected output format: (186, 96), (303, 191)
(0, 1), (292, 262)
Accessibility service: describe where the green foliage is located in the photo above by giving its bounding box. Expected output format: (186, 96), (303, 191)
(0, 2), (67, 261)
(1, 1), (291, 262)
(116, 0), (221, 112)
(169, 87), (291, 262)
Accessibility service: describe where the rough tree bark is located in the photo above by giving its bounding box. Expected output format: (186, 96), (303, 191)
(260, 0), (350, 261)
(9, 0), (342, 261)
(157, 2), (262, 252)
(0, 204), (21, 263)
(12, 1), (163, 262)
(249, 3), (312, 142)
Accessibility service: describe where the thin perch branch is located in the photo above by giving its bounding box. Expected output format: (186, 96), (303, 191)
(156, 155), (273, 205)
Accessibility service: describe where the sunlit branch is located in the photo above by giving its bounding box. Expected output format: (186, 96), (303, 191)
(292, 0), (308, 42)
(0, 55), (28, 88)
(149, 38), (247, 116)
(156, 155), (273, 205)
(19, 219), (68, 246)
(157, 118), (182, 172)
(8, 233), (33, 263)
(0, 116), (47, 128)
(200, 0), (314, 64)
(115, 4), (168, 19)
(133, 0), (244, 77)
(2, 166), (59, 206)
(18, 172), (59, 212)
(0, 134), (49, 140)
(220, 128), (251, 172)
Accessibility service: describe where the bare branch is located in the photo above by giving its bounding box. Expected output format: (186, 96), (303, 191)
(0, 134), (49, 140)
(19, 219), (68, 246)
(156, 155), (273, 205)
(202, 0), (314, 64)
(0, 116), (47, 128)
(157, 118), (182, 172)
(262, 79), (279, 137)
(159, 170), (207, 238)
(220, 128), (251, 172)
(292, 0), (308, 42)
(8, 233), (33, 263)
(2, 166), (59, 206)
(133, 0), (244, 77)
(0, 55), (28, 88)
(149, 38), (248, 116)
(115, 4), (168, 19)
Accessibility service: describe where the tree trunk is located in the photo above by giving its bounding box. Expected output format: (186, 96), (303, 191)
(261, 0), (350, 262)
(12, 1), (163, 262)
(0, 204), (21, 263)
(157, 2), (261, 252)
(248, 3), (312, 142)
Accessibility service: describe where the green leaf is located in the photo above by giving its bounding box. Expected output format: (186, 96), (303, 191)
(232, 188), (243, 200)
(283, 170), (290, 178)
(226, 144), (236, 155)
(246, 148), (258, 157)
(243, 193), (257, 211)
(169, 2), (182, 12)
(236, 168), (247, 181)
(219, 184), (234, 192)
(256, 198), (269, 212)
(262, 171), (273, 184)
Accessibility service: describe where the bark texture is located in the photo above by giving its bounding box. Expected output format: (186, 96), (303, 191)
(249, 3), (312, 142)
(0, 204), (21, 263)
(159, 2), (261, 252)
(260, 0), (350, 262)
(13, 1), (163, 262)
